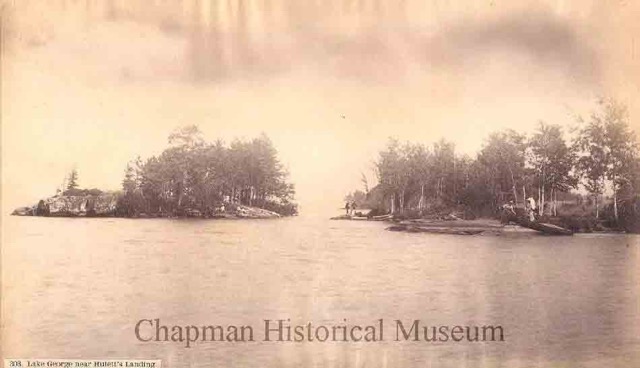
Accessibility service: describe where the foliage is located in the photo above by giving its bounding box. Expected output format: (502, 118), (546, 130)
(119, 126), (296, 216)
(358, 99), (639, 227)
(528, 122), (577, 215)
(62, 188), (104, 196)
(59, 169), (104, 196)
(476, 129), (527, 207)
(66, 168), (79, 191)
(374, 138), (471, 215)
(574, 99), (639, 220)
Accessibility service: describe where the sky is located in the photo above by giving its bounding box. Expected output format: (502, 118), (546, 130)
(2, 0), (640, 216)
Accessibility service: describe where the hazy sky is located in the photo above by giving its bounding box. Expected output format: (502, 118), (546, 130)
(2, 0), (640, 215)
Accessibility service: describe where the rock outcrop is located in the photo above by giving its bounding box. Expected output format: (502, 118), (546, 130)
(13, 193), (120, 217)
(12, 195), (281, 219)
(235, 205), (281, 219)
(11, 206), (36, 216)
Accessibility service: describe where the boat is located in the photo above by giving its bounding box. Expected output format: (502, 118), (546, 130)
(330, 214), (393, 221)
(524, 221), (574, 236)
(371, 214), (393, 221)
(387, 217), (573, 236)
(503, 210), (574, 235)
(387, 225), (488, 235)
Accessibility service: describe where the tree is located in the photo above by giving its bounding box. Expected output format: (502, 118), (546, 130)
(601, 100), (638, 221)
(432, 139), (456, 203)
(574, 113), (608, 218)
(405, 143), (432, 211)
(67, 168), (79, 191)
(528, 123), (576, 216)
(574, 100), (639, 220)
(344, 190), (368, 207)
(168, 125), (205, 149)
(477, 130), (527, 207)
(122, 163), (137, 193)
(360, 172), (370, 195)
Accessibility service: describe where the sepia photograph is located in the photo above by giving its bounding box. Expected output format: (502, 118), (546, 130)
(1, 0), (639, 367)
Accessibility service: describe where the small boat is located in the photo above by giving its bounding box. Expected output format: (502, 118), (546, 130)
(387, 217), (573, 236)
(502, 209), (574, 235)
(350, 216), (370, 220)
(525, 221), (574, 236)
(387, 225), (488, 235)
(330, 213), (393, 221)
(371, 214), (393, 221)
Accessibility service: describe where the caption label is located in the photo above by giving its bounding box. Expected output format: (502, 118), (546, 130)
(5, 360), (161, 368)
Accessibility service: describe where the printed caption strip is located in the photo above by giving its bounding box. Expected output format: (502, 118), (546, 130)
(4, 360), (161, 368)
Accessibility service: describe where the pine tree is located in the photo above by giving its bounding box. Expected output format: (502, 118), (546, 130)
(67, 169), (79, 191)
(122, 163), (137, 193)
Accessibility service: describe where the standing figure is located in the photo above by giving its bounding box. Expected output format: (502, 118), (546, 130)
(345, 202), (351, 216)
(526, 197), (537, 222)
(351, 201), (357, 216)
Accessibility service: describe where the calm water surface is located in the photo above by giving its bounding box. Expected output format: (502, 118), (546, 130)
(3, 215), (639, 367)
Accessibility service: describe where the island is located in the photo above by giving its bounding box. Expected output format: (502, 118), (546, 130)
(11, 126), (297, 219)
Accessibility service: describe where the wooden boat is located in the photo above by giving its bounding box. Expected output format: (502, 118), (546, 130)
(371, 214), (393, 221)
(503, 210), (574, 235)
(387, 225), (487, 235)
(524, 221), (573, 236)
(330, 214), (393, 221)
(388, 217), (573, 236)
(350, 216), (370, 221)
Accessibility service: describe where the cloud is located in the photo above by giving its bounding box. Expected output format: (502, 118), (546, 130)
(2, 2), (601, 87)
(180, 6), (601, 87)
(418, 9), (601, 85)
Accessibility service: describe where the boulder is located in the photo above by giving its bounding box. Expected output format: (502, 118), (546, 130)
(93, 194), (118, 215)
(183, 208), (202, 217)
(11, 206), (35, 216)
(46, 196), (88, 216)
(13, 193), (120, 217)
(235, 205), (281, 219)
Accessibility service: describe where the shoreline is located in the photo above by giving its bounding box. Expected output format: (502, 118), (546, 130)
(332, 215), (634, 235)
(11, 195), (285, 220)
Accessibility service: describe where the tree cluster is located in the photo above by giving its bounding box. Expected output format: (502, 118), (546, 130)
(359, 100), (639, 223)
(119, 126), (297, 216)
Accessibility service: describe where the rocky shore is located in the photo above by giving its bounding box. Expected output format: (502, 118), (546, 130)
(11, 194), (282, 219)
(12, 194), (119, 217)
(331, 210), (636, 235)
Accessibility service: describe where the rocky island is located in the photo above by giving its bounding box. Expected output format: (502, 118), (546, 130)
(11, 193), (283, 219)
(12, 127), (296, 220)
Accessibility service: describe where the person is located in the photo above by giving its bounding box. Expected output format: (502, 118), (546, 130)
(503, 201), (516, 215)
(500, 201), (516, 224)
(526, 197), (536, 222)
(345, 202), (351, 216)
(351, 201), (357, 216)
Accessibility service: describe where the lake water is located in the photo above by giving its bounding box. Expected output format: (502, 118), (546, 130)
(2, 215), (639, 367)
